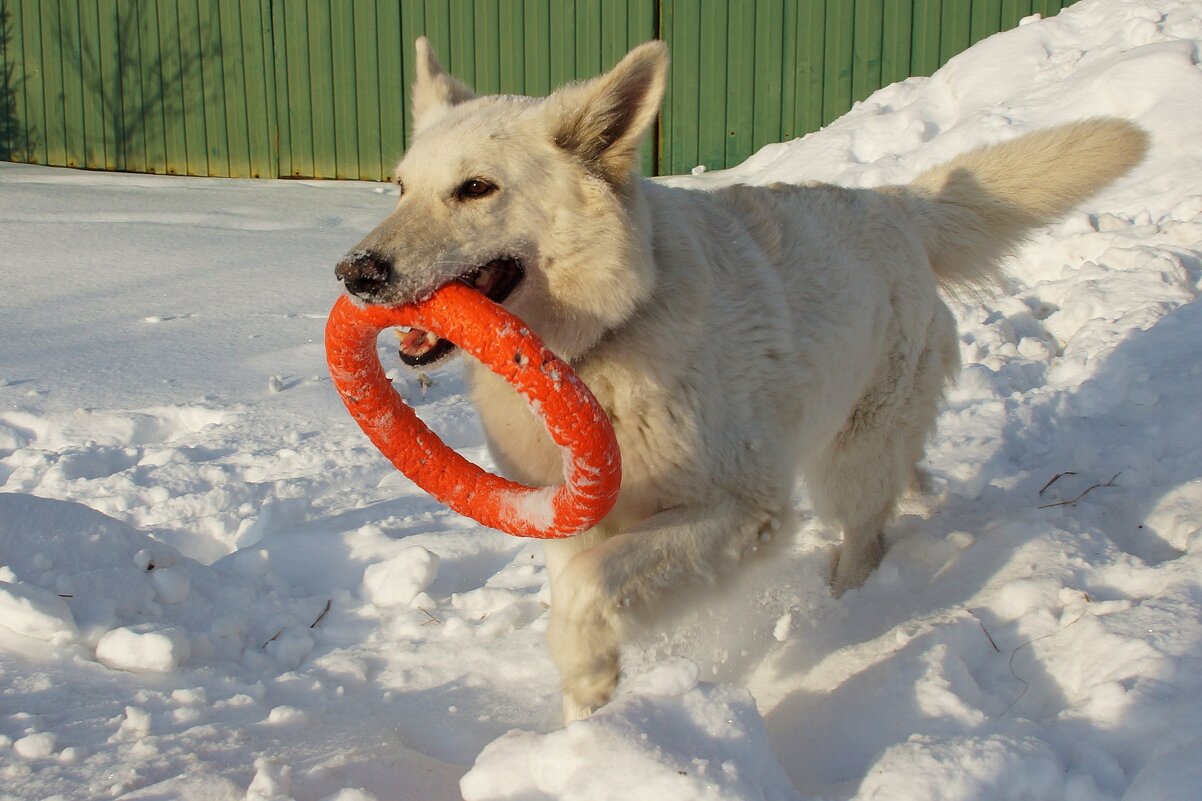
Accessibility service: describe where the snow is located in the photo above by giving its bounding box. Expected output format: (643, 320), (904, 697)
(361, 546), (440, 608)
(461, 659), (801, 801)
(95, 626), (193, 674)
(1, 0), (1201, 798)
(0, 580), (77, 641)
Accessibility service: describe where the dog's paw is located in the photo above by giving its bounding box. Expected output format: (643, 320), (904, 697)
(910, 465), (936, 495)
(830, 538), (885, 597)
(549, 621), (620, 723)
(559, 660), (617, 725)
(562, 696), (596, 725)
(547, 570), (621, 723)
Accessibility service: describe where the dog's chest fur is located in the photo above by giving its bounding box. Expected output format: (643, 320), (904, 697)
(466, 351), (683, 531)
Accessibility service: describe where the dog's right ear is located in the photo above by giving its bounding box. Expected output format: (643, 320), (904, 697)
(411, 37), (476, 134)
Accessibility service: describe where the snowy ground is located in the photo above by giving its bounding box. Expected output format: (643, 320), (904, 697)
(2, 0), (1201, 799)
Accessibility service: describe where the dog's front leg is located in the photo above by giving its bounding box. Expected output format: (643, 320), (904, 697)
(546, 496), (779, 723)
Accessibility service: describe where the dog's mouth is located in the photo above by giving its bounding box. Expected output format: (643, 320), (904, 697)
(396, 257), (525, 367)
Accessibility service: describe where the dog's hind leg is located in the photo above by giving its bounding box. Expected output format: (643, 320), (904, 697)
(811, 321), (954, 596)
(546, 496), (780, 722)
(812, 424), (909, 596)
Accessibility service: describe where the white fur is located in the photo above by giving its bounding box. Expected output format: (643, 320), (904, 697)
(340, 38), (1147, 723)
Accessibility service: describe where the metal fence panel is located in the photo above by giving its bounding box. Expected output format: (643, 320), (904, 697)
(0, 0), (277, 176)
(2, 0), (1073, 179)
(265, 0), (654, 179)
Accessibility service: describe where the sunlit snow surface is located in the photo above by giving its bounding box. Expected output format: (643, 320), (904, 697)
(2, 1), (1202, 799)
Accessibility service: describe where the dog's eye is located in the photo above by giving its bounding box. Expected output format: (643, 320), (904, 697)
(457, 179), (497, 200)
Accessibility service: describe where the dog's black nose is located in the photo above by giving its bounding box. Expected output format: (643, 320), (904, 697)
(335, 251), (392, 297)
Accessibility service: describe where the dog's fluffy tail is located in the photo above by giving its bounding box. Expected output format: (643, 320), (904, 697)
(899, 118), (1148, 291)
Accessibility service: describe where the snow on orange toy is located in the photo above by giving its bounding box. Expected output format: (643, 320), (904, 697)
(325, 283), (621, 538)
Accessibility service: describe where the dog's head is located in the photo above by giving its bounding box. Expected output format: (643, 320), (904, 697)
(335, 38), (668, 364)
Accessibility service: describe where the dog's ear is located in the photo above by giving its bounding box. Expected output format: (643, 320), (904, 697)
(547, 41), (668, 183)
(411, 37), (477, 134)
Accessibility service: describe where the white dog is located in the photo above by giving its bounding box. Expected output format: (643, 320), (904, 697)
(336, 39), (1146, 722)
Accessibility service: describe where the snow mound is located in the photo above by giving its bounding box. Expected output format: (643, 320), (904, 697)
(95, 625), (192, 673)
(0, 493), (324, 671)
(0, 580), (77, 641)
(361, 545), (441, 607)
(462, 660), (800, 801)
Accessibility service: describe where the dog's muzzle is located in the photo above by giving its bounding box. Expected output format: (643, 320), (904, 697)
(335, 251), (392, 300)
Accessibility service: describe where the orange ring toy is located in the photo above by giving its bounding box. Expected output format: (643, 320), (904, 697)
(325, 283), (621, 539)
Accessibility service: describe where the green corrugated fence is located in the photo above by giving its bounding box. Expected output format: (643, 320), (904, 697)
(0, 0), (278, 177)
(657, 0), (1077, 174)
(1, 0), (1075, 179)
(269, 0), (655, 179)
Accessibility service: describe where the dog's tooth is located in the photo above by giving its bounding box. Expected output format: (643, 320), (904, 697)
(425, 331), (439, 347)
(474, 268), (491, 289)
(398, 327), (432, 357)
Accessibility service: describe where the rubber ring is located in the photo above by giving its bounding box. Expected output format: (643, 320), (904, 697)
(325, 284), (621, 538)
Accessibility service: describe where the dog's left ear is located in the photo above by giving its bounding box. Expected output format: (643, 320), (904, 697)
(547, 41), (668, 183)
(411, 37), (477, 134)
